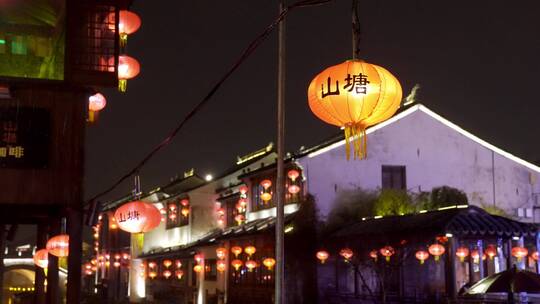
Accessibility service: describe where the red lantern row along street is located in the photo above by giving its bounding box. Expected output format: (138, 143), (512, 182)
(308, 60), (402, 160)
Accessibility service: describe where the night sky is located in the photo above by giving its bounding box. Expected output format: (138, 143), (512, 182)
(85, 0), (540, 201)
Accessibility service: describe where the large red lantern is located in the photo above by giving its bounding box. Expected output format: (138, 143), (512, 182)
(380, 246), (395, 262)
(339, 248), (354, 261)
(33, 249), (49, 268)
(114, 201), (161, 233)
(46, 234), (69, 257)
(118, 10), (141, 45)
(316, 250), (329, 264)
(512, 247), (528, 262)
(456, 247), (469, 262)
(117, 55), (140, 92)
(428, 244), (445, 261)
(415, 250), (429, 265)
(308, 60), (402, 159)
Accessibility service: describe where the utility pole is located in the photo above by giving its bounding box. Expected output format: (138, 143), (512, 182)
(275, 0), (286, 303)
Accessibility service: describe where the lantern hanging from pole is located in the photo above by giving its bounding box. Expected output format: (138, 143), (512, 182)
(511, 247), (528, 262)
(316, 250), (329, 264)
(308, 60), (402, 160)
(114, 201), (161, 233)
(33, 249), (49, 268)
(485, 245), (497, 260)
(118, 10), (141, 46)
(117, 55), (140, 92)
(415, 250), (429, 265)
(455, 247), (469, 262)
(380, 246), (395, 262)
(263, 258), (276, 270)
(339, 248), (354, 261)
(46, 234), (69, 257)
(428, 244), (445, 261)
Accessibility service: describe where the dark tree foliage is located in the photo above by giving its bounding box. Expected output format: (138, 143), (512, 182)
(428, 186), (468, 209)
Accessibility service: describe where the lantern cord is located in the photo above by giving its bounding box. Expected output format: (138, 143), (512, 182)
(352, 0), (361, 59)
(85, 0), (334, 206)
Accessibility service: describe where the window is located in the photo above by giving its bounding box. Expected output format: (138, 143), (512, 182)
(204, 259), (217, 281)
(166, 198), (190, 229)
(250, 169), (303, 212)
(381, 166), (406, 190)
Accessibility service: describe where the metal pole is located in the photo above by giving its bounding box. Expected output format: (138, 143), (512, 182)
(275, 0), (286, 303)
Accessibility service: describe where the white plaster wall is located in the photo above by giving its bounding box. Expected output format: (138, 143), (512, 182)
(299, 109), (540, 219)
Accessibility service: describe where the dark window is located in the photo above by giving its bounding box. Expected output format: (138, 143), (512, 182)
(381, 166), (406, 190)
(204, 259), (217, 281)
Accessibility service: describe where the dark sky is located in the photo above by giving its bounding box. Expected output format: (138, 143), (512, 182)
(85, 0), (540, 201)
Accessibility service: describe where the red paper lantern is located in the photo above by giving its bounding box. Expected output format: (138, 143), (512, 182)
(369, 250), (378, 261)
(288, 185), (301, 195)
(287, 169), (300, 181)
(263, 258), (276, 270)
(316, 250), (329, 264)
(148, 271), (157, 279)
(260, 192), (272, 202)
(194, 254), (204, 264)
(181, 207), (190, 217)
(485, 245), (497, 260)
(217, 260), (227, 272)
(231, 246), (243, 257)
(512, 247), (528, 261)
(193, 264), (203, 273)
(532, 251), (539, 261)
(456, 247), (469, 262)
(471, 250), (486, 263)
(175, 260), (182, 268)
(260, 179), (272, 189)
(113, 261), (121, 268)
(238, 198), (248, 208)
(380, 246), (395, 262)
(415, 250), (429, 265)
(117, 55), (140, 92)
(46, 234), (69, 257)
(163, 259), (172, 268)
(234, 214), (245, 224)
(245, 260), (257, 272)
(118, 10), (141, 44)
(216, 247), (227, 260)
(231, 259), (243, 271)
(114, 201), (161, 233)
(148, 261), (156, 269)
(88, 93), (107, 112)
(33, 249), (48, 268)
(163, 270), (172, 279)
(175, 270), (184, 280)
(244, 246), (256, 257)
(339, 248), (354, 261)
(428, 244), (445, 261)
(239, 185), (248, 195)
(180, 199), (190, 207)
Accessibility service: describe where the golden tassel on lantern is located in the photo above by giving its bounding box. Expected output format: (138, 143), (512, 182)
(344, 123), (367, 160)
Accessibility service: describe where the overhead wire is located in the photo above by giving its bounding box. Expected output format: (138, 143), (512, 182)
(85, 0), (334, 207)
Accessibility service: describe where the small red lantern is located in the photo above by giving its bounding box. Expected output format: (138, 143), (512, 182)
(369, 250), (378, 261)
(163, 259), (172, 268)
(512, 247), (528, 262)
(181, 207), (190, 217)
(216, 247), (227, 260)
(217, 260), (227, 272)
(180, 199), (189, 207)
(231, 259), (243, 271)
(263, 258), (276, 270)
(193, 264), (203, 273)
(245, 260), (257, 272)
(88, 93), (107, 112)
(456, 247), (469, 262)
(148, 261), (156, 269)
(168, 204), (176, 211)
(117, 55), (140, 92)
(260, 179), (272, 189)
(163, 270), (172, 279)
(46, 234), (69, 257)
(175, 270), (184, 280)
(288, 185), (301, 195)
(415, 250), (429, 265)
(175, 260), (182, 268)
(33, 249), (48, 268)
(238, 198), (248, 208)
(261, 192), (272, 202)
(532, 251), (539, 261)
(339, 248), (354, 261)
(485, 245), (497, 260)
(287, 169), (300, 181)
(113, 261), (121, 268)
(428, 244), (445, 261)
(118, 10), (141, 46)
(231, 246), (243, 257)
(244, 246), (256, 257)
(471, 250), (486, 263)
(148, 271), (157, 279)
(194, 254), (204, 264)
(380, 246), (395, 262)
(316, 250), (329, 264)
(234, 214), (245, 224)
(114, 201), (161, 233)
(239, 185), (248, 195)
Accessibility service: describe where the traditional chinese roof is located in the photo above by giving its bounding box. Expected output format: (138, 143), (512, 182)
(331, 205), (538, 240)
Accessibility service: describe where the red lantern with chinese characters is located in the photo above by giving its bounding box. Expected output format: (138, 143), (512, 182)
(244, 246), (256, 257)
(316, 250), (329, 264)
(231, 246), (242, 257)
(163, 270), (172, 279)
(217, 260), (227, 272)
(485, 245), (497, 260)
(369, 250), (378, 261)
(33, 249), (49, 268)
(456, 247), (469, 262)
(118, 10), (141, 46)
(245, 260), (257, 272)
(287, 169), (300, 181)
(46, 234), (69, 257)
(512, 247), (528, 262)
(471, 250), (486, 263)
(380, 246), (395, 262)
(428, 244), (445, 261)
(415, 250), (429, 265)
(88, 93), (107, 112)
(117, 55), (140, 92)
(239, 185), (248, 195)
(308, 60), (402, 159)
(263, 258), (276, 270)
(216, 247), (227, 260)
(114, 201), (161, 233)
(163, 259), (172, 268)
(193, 264), (203, 273)
(175, 269), (184, 280)
(231, 259), (243, 271)
(288, 185), (301, 195)
(339, 248), (354, 261)
(260, 179), (272, 189)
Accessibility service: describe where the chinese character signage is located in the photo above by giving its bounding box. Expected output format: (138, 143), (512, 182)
(0, 107), (50, 168)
